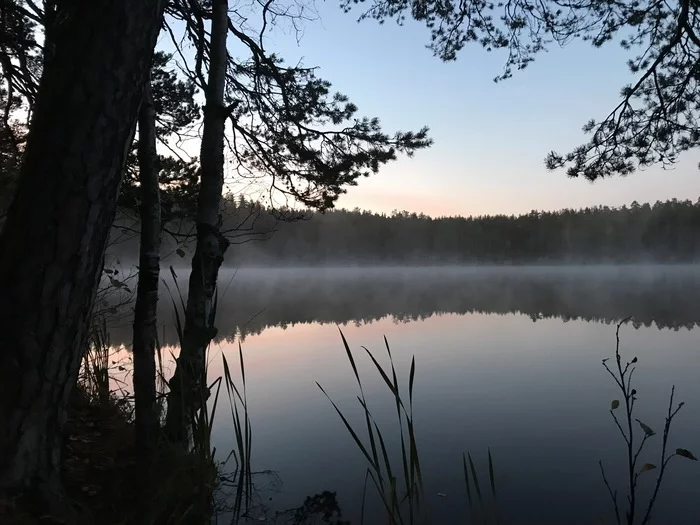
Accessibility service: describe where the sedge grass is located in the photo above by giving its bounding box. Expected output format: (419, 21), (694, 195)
(317, 328), (423, 525)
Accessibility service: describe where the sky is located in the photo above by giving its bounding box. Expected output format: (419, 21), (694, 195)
(166, 1), (700, 218)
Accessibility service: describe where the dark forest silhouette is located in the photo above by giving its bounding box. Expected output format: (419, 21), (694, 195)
(109, 196), (700, 266)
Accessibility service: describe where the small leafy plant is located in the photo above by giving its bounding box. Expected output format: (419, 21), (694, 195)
(599, 317), (697, 525)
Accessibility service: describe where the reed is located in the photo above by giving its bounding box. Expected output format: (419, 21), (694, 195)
(317, 329), (423, 525)
(221, 343), (254, 521)
(463, 449), (499, 525)
(80, 319), (112, 406)
(162, 266), (254, 522)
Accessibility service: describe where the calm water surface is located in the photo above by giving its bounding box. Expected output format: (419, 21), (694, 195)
(111, 266), (700, 523)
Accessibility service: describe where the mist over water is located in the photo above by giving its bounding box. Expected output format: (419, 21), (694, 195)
(107, 264), (700, 345)
(108, 265), (700, 523)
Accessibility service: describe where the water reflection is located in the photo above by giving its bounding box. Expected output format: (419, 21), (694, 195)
(103, 266), (700, 523)
(208, 312), (700, 525)
(107, 265), (700, 345)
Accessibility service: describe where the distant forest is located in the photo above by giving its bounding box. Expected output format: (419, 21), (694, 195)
(109, 197), (700, 265)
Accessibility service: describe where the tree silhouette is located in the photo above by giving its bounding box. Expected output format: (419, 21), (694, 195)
(0, 0), (166, 505)
(155, 0), (433, 443)
(341, 0), (700, 179)
(145, 197), (698, 265)
(104, 196), (700, 266)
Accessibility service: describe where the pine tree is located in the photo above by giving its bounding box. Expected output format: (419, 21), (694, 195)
(341, 0), (700, 179)
(0, 0), (166, 507)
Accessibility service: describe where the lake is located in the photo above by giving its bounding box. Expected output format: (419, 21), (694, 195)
(107, 265), (700, 524)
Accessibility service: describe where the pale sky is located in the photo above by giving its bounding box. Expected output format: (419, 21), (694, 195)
(266, 2), (700, 216)
(164, 2), (700, 217)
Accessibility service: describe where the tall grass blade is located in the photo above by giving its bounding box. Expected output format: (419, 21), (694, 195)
(409, 356), (416, 410)
(221, 349), (254, 520)
(380, 340), (412, 515)
(362, 346), (399, 399)
(222, 357), (241, 439)
(207, 377), (222, 441)
(384, 336), (401, 400)
(372, 418), (404, 524)
(162, 279), (184, 344)
(360, 468), (370, 525)
(463, 453), (474, 511)
(340, 328), (362, 389)
(367, 468), (397, 522)
(488, 448), (497, 497)
(406, 419), (423, 492)
(468, 453), (483, 506)
(168, 265), (187, 314)
(360, 403), (382, 487)
(341, 330), (382, 476)
(317, 382), (377, 468)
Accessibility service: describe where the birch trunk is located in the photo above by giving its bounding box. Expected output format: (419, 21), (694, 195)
(133, 77), (162, 458)
(165, 0), (230, 444)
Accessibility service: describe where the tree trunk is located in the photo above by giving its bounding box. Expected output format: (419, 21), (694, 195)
(133, 77), (161, 459)
(165, 0), (230, 445)
(0, 0), (166, 506)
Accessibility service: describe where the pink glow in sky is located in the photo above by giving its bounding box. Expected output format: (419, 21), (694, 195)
(161, 4), (700, 218)
(266, 5), (700, 217)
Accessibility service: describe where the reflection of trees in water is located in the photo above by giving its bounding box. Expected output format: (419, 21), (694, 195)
(106, 266), (700, 346)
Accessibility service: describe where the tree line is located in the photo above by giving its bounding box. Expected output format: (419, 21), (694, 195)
(108, 196), (700, 265)
(244, 198), (700, 264)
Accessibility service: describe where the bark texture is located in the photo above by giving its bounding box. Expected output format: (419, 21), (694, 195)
(165, 0), (230, 444)
(0, 0), (166, 502)
(133, 78), (161, 458)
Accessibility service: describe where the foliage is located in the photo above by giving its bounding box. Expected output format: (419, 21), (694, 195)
(321, 326), (697, 524)
(124, 196), (700, 265)
(2, 0), (432, 218)
(599, 318), (696, 525)
(166, 0), (432, 212)
(341, 0), (700, 179)
(0, 0), (42, 104)
(0, 86), (26, 219)
(150, 51), (201, 136)
(318, 330), (424, 525)
(119, 51), (202, 225)
(80, 321), (116, 408)
(221, 345), (253, 521)
(463, 449), (499, 524)
(0, 0), (38, 220)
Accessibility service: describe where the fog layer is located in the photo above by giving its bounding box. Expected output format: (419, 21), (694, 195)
(105, 265), (700, 346)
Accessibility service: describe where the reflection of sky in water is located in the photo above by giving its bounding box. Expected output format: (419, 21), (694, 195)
(207, 313), (700, 524)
